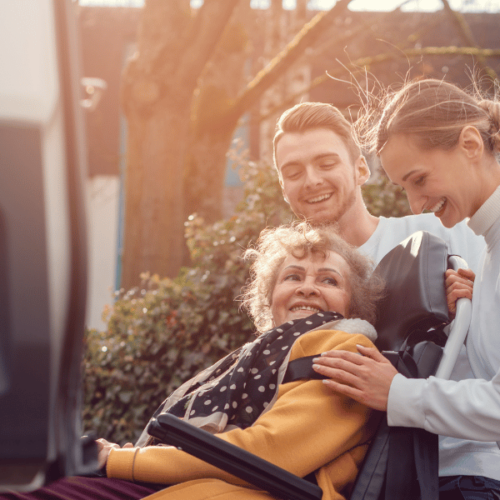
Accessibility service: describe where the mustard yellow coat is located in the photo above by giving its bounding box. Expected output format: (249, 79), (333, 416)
(106, 329), (379, 500)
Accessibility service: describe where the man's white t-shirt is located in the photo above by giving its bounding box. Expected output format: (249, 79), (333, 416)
(359, 213), (484, 270)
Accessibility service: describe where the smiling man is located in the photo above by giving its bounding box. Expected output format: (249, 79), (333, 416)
(276, 126), (375, 245)
(272, 102), (500, 499)
(273, 102), (484, 266)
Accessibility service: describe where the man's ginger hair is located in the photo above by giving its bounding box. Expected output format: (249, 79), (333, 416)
(273, 102), (362, 178)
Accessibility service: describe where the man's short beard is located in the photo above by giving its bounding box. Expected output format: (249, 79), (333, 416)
(303, 187), (358, 230)
(306, 219), (342, 232)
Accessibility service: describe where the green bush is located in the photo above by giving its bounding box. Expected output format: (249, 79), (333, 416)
(363, 172), (411, 218)
(82, 152), (410, 444)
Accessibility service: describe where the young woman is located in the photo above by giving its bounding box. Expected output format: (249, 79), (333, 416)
(313, 79), (500, 498)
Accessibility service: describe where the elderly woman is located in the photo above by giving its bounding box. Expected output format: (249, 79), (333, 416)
(2, 223), (384, 500)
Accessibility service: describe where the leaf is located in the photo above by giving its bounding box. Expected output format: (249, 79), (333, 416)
(119, 392), (133, 404)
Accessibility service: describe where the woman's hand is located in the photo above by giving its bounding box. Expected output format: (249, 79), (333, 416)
(96, 438), (134, 469)
(312, 345), (398, 411)
(445, 268), (475, 317)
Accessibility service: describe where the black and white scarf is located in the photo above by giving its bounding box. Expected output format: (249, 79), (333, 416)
(137, 311), (376, 447)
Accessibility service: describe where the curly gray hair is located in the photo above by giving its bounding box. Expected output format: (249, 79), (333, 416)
(242, 222), (385, 333)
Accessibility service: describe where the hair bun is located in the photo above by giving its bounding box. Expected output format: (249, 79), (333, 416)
(478, 100), (500, 152)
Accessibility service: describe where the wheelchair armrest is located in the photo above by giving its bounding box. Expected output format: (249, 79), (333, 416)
(147, 414), (322, 500)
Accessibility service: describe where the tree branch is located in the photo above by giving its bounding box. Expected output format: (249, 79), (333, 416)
(259, 46), (500, 122)
(156, 0), (241, 86)
(180, 0), (240, 81)
(252, 6), (446, 122)
(222, 0), (353, 123)
(441, 0), (498, 82)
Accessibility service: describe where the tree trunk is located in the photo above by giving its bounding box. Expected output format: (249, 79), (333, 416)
(120, 0), (239, 287)
(120, 0), (351, 285)
(185, 3), (253, 222)
(185, 128), (236, 224)
(121, 94), (191, 287)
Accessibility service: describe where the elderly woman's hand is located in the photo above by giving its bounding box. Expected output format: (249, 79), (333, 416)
(312, 345), (398, 411)
(445, 268), (475, 317)
(96, 438), (134, 469)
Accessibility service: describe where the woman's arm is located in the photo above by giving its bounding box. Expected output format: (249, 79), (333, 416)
(387, 368), (500, 442)
(313, 346), (500, 442)
(106, 330), (377, 485)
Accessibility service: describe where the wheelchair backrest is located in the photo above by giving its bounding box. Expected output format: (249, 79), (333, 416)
(374, 231), (450, 352)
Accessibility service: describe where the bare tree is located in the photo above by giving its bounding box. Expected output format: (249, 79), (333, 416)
(120, 0), (350, 287)
(120, 0), (240, 288)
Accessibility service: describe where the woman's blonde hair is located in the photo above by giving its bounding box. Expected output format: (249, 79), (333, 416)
(242, 222), (385, 333)
(356, 78), (500, 156)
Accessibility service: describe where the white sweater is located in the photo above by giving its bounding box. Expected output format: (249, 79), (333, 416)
(360, 213), (500, 481)
(386, 190), (500, 480)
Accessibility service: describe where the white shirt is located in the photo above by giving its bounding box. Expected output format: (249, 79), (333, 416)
(360, 212), (500, 480)
(359, 213), (484, 271)
(385, 192), (500, 480)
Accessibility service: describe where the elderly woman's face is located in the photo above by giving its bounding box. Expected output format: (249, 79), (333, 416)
(271, 251), (351, 327)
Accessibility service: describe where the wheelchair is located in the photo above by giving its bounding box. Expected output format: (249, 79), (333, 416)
(147, 230), (472, 500)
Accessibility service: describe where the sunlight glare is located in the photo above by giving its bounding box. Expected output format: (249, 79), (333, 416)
(311, 0), (500, 11)
(78, 0), (500, 12)
(250, 0), (270, 8)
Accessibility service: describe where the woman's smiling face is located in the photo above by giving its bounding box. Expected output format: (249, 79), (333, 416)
(270, 251), (351, 327)
(380, 134), (479, 228)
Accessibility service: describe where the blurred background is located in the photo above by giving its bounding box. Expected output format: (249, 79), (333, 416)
(76, 0), (500, 443)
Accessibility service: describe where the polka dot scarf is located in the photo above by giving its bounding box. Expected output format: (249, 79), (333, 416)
(139, 311), (342, 446)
